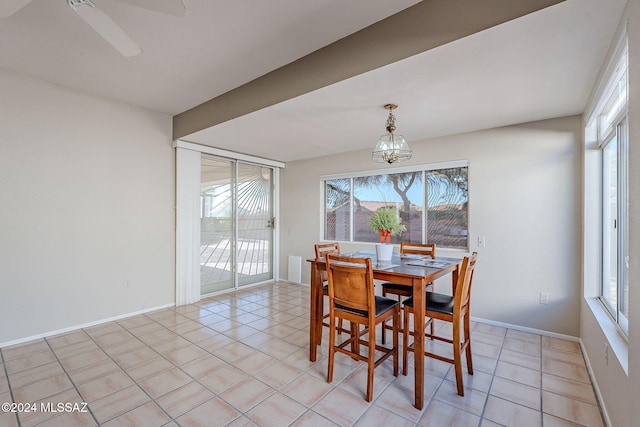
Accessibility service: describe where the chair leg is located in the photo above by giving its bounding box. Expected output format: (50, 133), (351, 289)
(318, 295), (325, 345)
(351, 322), (359, 358)
(425, 317), (434, 339)
(323, 295), (343, 336)
(402, 306), (411, 376)
(393, 308), (399, 377)
(381, 293), (401, 345)
(327, 314), (336, 384)
(464, 312), (473, 375)
(366, 322), (375, 402)
(452, 319), (464, 396)
(381, 289), (387, 345)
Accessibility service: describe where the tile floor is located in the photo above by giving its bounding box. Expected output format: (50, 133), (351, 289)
(0, 282), (605, 427)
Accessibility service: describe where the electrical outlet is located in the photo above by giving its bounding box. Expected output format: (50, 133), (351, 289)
(125, 279), (132, 288)
(540, 292), (549, 304)
(478, 236), (486, 248)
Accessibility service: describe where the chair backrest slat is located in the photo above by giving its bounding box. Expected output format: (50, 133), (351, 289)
(315, 242), (340, 282)
(400, 242), (436, 258)
(314, 242), (340, 259)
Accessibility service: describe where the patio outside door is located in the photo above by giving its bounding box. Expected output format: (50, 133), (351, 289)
(200, 155), (273, 295)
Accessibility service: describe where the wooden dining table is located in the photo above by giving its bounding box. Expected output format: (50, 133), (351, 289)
(307, 250), (462, 410)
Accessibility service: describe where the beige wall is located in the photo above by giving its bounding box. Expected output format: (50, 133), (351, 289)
(280, 115), (582, 336)
(0, 70), (175, 345)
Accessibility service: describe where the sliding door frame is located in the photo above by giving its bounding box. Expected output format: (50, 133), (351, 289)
(174, 140), (284, 305)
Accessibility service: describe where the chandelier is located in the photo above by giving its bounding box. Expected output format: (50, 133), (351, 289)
(372, 103), (412, 164)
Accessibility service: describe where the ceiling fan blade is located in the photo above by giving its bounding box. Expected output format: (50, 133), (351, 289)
(113, 0), (185, 17)
(0, 0), (34, 18)
(70, 0), (142, 57)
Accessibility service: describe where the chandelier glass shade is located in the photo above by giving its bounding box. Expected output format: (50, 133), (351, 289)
(372, 103), (412, 164)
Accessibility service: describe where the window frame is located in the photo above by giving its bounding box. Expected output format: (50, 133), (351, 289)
(320, 160), (469, 249)
(588, 42), (629, 337)
(599, 118), (629, 335)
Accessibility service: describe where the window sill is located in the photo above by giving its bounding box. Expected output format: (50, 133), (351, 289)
(585, 297), (629, 375)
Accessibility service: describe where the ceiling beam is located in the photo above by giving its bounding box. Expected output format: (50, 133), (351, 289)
(173, 0), (564, 140)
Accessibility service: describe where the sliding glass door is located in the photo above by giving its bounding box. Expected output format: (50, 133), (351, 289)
(237, 163), (273, 286)
(200, 157), (234, 294)
(200, 155), (273, 295)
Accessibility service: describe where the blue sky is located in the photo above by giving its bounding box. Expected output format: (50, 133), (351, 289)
(354, 180), (423, 205)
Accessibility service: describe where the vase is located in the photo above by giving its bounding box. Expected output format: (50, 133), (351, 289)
(375, 243), (394, 261)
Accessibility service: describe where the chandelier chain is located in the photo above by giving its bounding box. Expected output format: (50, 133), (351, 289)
(385, 111), (396, 133)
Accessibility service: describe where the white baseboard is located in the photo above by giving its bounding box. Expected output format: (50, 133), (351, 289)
(470, 316), (579, 341)
(0, 303), (175, 349)
(280, 280), (309, 287)
(579, 340), (612, 427)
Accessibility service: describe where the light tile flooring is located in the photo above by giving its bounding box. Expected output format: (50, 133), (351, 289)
(0, 282), (604, 427)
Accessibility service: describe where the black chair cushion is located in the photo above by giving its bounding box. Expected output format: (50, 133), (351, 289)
(336, 296), (399, 317)
(403, 292), (454, 315)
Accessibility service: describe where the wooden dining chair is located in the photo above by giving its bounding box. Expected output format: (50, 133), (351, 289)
(402, 252), (478, 396)
(381, 242), (436, 344)
(314, 242), (344, 335)
(325, 254), (399, 402)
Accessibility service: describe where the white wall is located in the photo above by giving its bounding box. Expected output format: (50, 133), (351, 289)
(580, 1), (639, 426)
(280, 115), (582, 336)
(0, 70), (175, 345)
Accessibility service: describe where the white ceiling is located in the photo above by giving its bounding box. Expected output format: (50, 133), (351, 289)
(0, 0), (419, 114)
(0, 0), (626, 163)
(185, 0), (626, 162)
